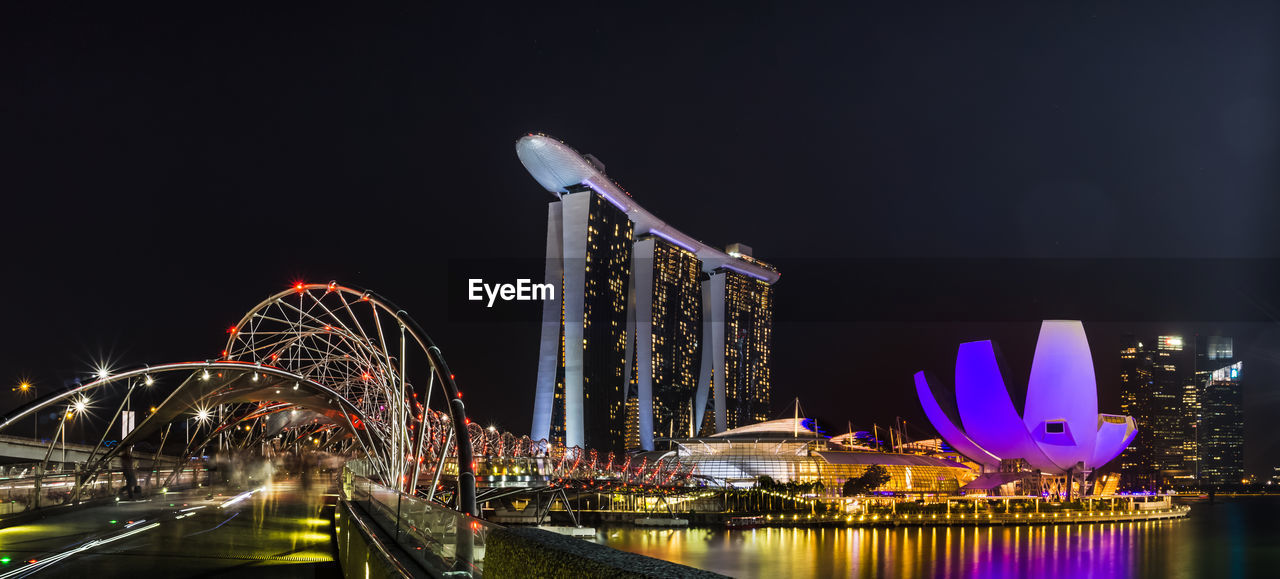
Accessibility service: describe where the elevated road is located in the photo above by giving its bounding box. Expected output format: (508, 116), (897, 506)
(0, 435), (171, 468)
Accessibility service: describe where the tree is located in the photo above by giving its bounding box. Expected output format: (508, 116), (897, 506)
(842, 465), (893, 497)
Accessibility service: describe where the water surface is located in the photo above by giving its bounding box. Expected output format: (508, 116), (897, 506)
(597, 497), (1279, 578)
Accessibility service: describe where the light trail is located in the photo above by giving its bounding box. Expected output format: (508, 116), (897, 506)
(0, 522), (160, 578)
(183, 512), (239, 538)
(218, 487), (263, 509)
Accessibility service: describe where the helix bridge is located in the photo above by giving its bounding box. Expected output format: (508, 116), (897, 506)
(0, 282), (698, 520)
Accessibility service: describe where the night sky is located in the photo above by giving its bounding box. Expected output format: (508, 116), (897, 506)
(2, 5), (1278, 473)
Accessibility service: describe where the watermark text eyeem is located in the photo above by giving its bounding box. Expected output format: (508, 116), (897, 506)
(468, 278), (555, 307)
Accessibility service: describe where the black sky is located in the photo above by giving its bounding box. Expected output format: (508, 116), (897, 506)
(2, 4), (1278, 473)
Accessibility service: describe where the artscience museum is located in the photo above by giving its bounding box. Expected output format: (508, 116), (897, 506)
(915, 321), (1138, 496)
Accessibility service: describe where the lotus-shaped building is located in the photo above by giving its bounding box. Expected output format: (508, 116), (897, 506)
(914, 320), (1136, 475)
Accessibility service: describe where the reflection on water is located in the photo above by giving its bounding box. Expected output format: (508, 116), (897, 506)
(597, 497), (1280, 578)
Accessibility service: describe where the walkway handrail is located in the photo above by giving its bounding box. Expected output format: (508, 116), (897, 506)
(342, 461), (499, 576)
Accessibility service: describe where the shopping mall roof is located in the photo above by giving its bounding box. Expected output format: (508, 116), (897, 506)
(815, 451), (970, 469)
(706, 417), (823, 439)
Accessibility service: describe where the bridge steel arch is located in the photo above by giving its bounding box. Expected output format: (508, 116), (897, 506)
(0, 282), (479, 518)
(223, 283), (476, 516)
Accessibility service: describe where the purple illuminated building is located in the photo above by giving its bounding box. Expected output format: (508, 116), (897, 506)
(915, 321), (1137, 478)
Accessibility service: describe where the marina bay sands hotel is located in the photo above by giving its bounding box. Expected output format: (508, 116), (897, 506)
(516, 134), (780, 453)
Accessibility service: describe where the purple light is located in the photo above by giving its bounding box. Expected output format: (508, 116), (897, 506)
(913, 372), (1000, 469)
(914, 321), (1137, 474)
(718, 261), (772, 282)
(580, 179), (629, 213)
(954, 341), (1055, 471)
(649, 229), (700, 253)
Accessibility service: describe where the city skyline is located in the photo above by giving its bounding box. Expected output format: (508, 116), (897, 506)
(1120, 334), (1246, 488)
(3, 4), (1279, 478)
(2, 4), (1280, 577)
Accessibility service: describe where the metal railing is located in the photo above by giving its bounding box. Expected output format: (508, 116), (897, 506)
(343, 460), (501, 577)
(0, 460), (204, 517)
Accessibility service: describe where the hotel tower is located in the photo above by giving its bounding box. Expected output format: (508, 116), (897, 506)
(517, 134), (780, 453)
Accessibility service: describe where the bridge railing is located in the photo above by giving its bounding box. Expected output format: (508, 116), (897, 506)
(343, 460), (500, 577)
(0, 461), (204, 518)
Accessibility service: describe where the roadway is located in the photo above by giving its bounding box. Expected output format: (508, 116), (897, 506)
(0, 476), (339, 578)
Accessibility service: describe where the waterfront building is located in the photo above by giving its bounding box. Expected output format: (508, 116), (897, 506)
(518, 134), (780, 452)
(914, 321), (1137, 497)
(651, 418), (973, 494)
(1119, 335), (1194, 489)
(1119, 334), (1242, 489)
(697, 245), (776, 435)
(631, 235), (704, 445)
(1198, 360), (1244, 486)
(528, 180), (634, 452)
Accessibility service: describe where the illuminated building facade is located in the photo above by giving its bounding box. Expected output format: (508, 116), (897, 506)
(627, 236), (703, 448)
(1198, 356), (1243, 486)
(1119, 335), (1192, 490)
(520, 134), (779, 452)
(915, 321), (1137, 486)
(696, 249), (775, 434)
(650, 418), (973, 493)
(532, 185), (634, 452)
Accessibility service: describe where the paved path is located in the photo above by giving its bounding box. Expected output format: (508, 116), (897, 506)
(0, 476), (340, 578)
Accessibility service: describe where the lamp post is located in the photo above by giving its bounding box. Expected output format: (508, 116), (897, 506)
(12, 382), (37, 440)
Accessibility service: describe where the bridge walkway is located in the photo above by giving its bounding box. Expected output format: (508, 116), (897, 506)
(0, 475), (340, 578)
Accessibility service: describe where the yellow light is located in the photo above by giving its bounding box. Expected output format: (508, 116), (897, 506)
(18, 382), (30, 391)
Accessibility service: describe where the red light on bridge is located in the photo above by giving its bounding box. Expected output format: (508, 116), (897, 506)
(293, 282), (305, 292)
(227, 326), (237, 334)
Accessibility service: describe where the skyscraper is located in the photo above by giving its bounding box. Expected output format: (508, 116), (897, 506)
(695, 246), (776, 434)
(531, 185), (633, 451)
(519, 134), (780, 452)
(628, 236), (703, 446)
(1119, 335), (1192, 490)
(1196, 336), (1243, 487)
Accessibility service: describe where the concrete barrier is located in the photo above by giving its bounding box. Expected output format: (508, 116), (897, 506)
(485, 526), (725, 579)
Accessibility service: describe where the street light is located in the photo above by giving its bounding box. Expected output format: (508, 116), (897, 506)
(12, 381), (37, 439)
